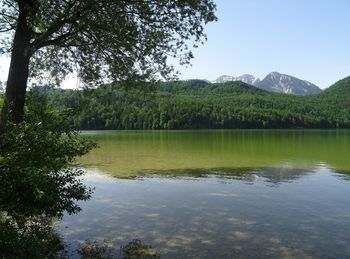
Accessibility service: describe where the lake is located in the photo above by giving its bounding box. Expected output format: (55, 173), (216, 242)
(58, 130), (350, 258)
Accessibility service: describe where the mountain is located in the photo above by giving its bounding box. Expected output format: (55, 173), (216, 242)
(256, 72), (321, 96)
(159, 80), (266, 95)
(211, 72), (321, 96)
(212, 74), (260, 85)
(159, 79), (209, 94)
(201, 81), (266, 95)
(321, 76), (350, 96)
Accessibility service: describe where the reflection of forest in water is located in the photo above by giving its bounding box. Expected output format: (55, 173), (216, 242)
(136, 165), (342, 185)
(80, 130), (350, 177)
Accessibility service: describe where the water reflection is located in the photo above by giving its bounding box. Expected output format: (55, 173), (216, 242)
(59, 166), (350, 258)
(145, 165), (315, 186)
(79, 130), (350, 178)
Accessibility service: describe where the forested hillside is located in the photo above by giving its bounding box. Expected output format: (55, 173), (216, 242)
(42, 78), (350, 129)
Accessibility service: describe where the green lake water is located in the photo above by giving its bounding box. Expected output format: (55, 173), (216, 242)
(58, 130), (350, 258)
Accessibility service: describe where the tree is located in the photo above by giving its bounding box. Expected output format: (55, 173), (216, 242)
(0, 92), (96, 257)
(0, 0), (217, 129)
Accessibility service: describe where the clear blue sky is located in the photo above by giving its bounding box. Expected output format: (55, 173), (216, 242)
(0, 0), (349, 89)
(175, 0), (350, 89)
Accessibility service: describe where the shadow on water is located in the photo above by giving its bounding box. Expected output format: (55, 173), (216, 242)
(58, 165), (350, 258)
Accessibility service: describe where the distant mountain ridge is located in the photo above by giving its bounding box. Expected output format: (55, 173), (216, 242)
(212, 72), (321, 96)
(256, 72), (321, 95)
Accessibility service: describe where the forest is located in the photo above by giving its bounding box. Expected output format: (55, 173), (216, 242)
(40, 77), (350, 130)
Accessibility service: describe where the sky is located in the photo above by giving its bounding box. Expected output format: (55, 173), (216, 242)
(173, 0), (350, 89)
(1, 0), (350, 89)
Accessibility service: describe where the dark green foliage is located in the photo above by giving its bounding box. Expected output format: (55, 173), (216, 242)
(46, 78), (350, 129)
(157, 80), (265, 95)
(321, 76), (350, 96)
(0, 93), (96, 257)
(199, 81), (267, 95)
(0, 97), (95, 219)
(157, 80), (210, 94)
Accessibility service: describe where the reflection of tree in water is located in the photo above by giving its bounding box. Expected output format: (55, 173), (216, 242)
(143, 166), (314, 185)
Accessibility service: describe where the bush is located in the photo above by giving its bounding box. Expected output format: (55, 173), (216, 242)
(0, 93), (96, 257)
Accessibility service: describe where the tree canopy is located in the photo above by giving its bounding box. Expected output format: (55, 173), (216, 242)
(0, 0), (217, 125)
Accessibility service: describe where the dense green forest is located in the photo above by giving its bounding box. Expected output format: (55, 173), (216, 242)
(32, 77), (350, 129)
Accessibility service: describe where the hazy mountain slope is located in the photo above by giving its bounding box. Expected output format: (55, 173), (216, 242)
(256, 72), (321, 95)
(212, 72), (321, 96)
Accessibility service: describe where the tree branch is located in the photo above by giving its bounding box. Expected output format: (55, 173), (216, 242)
(0, 27), (14, 32)
(32, 25), (75, 50)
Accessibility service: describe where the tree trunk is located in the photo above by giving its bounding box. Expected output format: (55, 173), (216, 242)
(0, 2), (32, 133)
